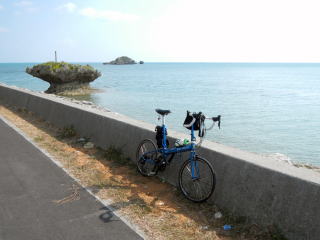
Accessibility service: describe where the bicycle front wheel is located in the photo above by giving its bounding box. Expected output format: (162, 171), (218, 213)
(136, 139), (158, 176)
(179, 156), (216, 202)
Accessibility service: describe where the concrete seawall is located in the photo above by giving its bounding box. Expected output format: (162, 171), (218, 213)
(1, 84), (319, 240)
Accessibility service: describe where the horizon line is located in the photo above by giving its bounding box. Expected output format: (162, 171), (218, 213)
(1, 61), (320, 64)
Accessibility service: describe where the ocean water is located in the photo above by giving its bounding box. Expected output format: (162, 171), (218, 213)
(1, 62), (320, 166)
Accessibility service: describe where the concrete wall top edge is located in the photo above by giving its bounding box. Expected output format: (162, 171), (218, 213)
(0, 83), (156, 132)
(201, 138), (320, 184)
(1, 83), (319, 185)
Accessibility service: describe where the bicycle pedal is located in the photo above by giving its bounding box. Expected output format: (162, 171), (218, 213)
(158, 161), (167, 171)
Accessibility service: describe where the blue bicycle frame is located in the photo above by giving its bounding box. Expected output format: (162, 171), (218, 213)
(159, 121), (200, 180)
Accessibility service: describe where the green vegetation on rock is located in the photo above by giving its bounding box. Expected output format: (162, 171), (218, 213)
(30, 62), (95, 72)
(26, 61), (101, 94)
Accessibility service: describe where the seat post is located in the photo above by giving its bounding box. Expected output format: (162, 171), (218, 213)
(162, 115), (166, 126)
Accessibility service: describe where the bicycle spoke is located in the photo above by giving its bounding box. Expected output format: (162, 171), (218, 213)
(136, 139), (158, 177)
(182, 167), (192, 177)
(198, 180), (210, 198)
(194, 181), (202, 198)
(194, 180), (206, 199)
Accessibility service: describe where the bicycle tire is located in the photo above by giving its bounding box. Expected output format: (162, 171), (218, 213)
(136, 139), (158, 176)
(179, 156), (216, 202)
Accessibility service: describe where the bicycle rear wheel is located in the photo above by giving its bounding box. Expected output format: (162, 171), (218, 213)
(179, 156), (216, 202)
(136, 139), (158, 176)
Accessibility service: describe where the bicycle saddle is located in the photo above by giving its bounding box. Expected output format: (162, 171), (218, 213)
(155, 109), (171, 115)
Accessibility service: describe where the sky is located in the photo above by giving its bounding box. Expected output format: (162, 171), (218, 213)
(1, 0), (320, 62)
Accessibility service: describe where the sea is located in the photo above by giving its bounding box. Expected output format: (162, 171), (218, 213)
(0, 62), (319, 166)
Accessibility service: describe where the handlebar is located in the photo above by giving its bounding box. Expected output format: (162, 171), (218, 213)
(185, 111), (221, 131)
(184, 111), (221, 146)
(206, 115), (221, 129)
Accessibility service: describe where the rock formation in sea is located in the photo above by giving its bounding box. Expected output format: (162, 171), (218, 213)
(103, 56), (137, 65)
(139, 61), (144, 64)
(26, 62), (101, 95)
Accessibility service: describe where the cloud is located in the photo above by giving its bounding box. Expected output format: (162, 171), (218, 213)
(57, 3), (139, 22)
(0, 27), (8, 32)
(148, 0), (320, 62)
(79, 7), (139, 21)
(14, 1), (37, 13)
(0, 5), (3, 10)
(58, 2), (77, 13)
(14, 1), (33, 7)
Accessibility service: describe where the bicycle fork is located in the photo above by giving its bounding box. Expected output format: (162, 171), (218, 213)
(189, 150), (200, 180)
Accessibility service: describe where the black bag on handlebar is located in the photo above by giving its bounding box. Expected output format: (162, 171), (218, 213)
(183, 111), (205, 132)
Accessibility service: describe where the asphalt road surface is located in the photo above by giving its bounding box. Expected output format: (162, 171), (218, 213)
(0, 117), (143, 240)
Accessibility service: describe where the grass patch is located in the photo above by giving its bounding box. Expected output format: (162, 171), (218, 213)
(269, 225), (288, 240)
(104, 146), (134, 166)
(129, 197), (152, 216)
(58, 125), (77, 138)
(33, 135), (44, 142)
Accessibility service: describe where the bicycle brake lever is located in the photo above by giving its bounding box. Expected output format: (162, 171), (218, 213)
(212, 115), (221, 129)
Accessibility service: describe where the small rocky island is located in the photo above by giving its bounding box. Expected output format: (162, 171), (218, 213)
(103, 56), (143, 65)
(26, 62), (101, 95)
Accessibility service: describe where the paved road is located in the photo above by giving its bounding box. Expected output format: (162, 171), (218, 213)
(0, 117), (143, 240)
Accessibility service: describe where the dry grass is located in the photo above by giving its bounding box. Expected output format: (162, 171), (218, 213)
(0, 103), (286, 240)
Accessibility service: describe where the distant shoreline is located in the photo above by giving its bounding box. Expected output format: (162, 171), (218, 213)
(2, 62), (320, 64)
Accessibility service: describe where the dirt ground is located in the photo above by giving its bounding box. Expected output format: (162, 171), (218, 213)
(0, 103), (286, 240)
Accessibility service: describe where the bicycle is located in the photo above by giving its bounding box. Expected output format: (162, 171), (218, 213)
(136, 109), (221, 202)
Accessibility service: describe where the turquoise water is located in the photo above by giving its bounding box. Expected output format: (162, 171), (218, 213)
(1, 63), (320, 166)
